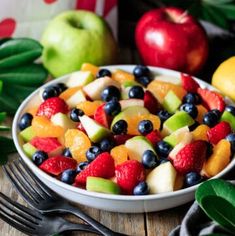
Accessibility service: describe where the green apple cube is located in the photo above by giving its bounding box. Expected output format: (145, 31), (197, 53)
(51, 112), (76, 130)
(19, 126), (36, 142)
(79, 115), (110, 143)
(162, 90), (182, 114)
(23, 143), (38, 158)
(162, 111), (194, 136)
(125, 136), (156, 162)
(119, 99), (144, 110)
(86, 177), (120, 194)
(66, 71), (94, 87)
(221, 111), (235, 130)
(66, 89), (86, 108)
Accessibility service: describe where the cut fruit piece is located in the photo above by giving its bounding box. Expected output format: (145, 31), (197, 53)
(51, 112), (76, 131)
(162, 111), (195, 137)
(154, 75), (181, 85)
(192, 124), (210, 141)
(23, 143), (38, 158)
(119, 99), (144, 110)
(144, 90), (160, 115)
(77, 101), (103, 116)
(202, 139), (231, 177)
(125, 136), (156, 162)
(94, 103), (111, 128)
(66, 89), (86, 108)
(146, 162), (177, 194)
(111, 145), (129, 166)
(59, 86), (81, 101)
(162, 90), (182, 114)
(180, 73), (200, 93)
(32, 116), (64, 138)
(83, 76), (120, 100)
(147, 80), (186, 104)
(112, 69), (135, 84)
(121, 80), (140, 99)
(80, 63), (99, 77)
(79, 115), (111, 143)
(174, 174), (184, 191)
(86, 177), (120, 194)
(66, 71), (94, 88)
(65, 129), (91, 163)
(196, 105), (208, 123)
(19, 126), (36, 142)
(220, 111), (235, 130)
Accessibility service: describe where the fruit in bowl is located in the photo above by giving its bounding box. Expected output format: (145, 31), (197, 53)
(13, 64), (235, 212)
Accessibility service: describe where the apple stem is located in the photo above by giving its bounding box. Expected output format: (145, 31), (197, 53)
(176, 10), (188, 23)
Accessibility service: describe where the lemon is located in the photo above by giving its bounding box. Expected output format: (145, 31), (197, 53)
(212, 56), (235, 101)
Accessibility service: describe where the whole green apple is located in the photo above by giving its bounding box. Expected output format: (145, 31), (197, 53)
(41, 10), (117, 77)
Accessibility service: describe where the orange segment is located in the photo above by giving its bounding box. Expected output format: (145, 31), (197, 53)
(32, 116), (64, 138)
(76, 101), (103, 116)
(59, 86), (81, 100)
(112, 69), (135, 84)
(81, 63), (99, 77)
(147, 80), (186, 103)
(65, 129), (91, 163)
(27, 107), (37, 117)
(192, 124), (210, 141)
(196, 105), (208, 123)
(111, 145), (129, 166)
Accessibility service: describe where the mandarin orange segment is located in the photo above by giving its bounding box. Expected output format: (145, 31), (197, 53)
(81, 63), (99, 77)
(192, 124), (210, 141)
(59, 86), (81, 100)
(27, 107), (38, 117)
(196, 105), (208, 123)
(32, 116), (64, 138)
(76, 101), (103, 116)
(65, 129), (91, 163)
(147, 80), (186, 103)
(112, 69), (135, 84)
(111, 145), (129, 166)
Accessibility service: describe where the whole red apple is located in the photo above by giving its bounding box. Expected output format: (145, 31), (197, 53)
(135, 7), (208, 75)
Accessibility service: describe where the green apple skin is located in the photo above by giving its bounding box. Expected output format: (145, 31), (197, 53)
(162, 90), (182, 114)
(19, 126), (36, 142)
(220, 111), (235, 130)
(23, 143), (38, 158)
(41, 10), (117, 77)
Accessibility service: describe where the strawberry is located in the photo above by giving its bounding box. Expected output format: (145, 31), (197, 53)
(36, 97), (68, 119)
(75, 152), (115, 185)
(115, 160), (145, 194)
(76, 122), (86, 133)
(181, 73), (200, 93)
(146, 130), (161, 146)
(197, 88), (225, 112)
(94, 103), (111, 128)
(144, 90), (160, 114)
(30, 137), (61, 153)
(207, 121), (231, 145)
(39, 156), (77, 176)
(170, 140), (207, 174)
(113, 134), (134, 145)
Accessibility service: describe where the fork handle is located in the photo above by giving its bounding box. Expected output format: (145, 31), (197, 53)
(60, 204), (127, 236)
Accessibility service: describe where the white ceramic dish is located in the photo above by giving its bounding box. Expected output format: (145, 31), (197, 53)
(12, 65), (235, 213)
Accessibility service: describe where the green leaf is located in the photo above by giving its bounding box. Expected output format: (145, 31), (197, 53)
(0, 63), (48, 86)
(0, 91), (20, 115)
(0, 136), (16, 154)
(203, 0), (234, 5)
(214, 4), (235, 20)
(0, 154), (8, 165)
(0, 38), (11, 46)
(0, 126), (10, 131)
(0, 112), (7, 123)
(196, 179), (235, 233)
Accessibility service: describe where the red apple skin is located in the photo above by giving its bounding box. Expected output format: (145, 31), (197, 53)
(135, 7), (209, 75)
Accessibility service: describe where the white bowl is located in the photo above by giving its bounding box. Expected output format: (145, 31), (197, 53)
(12, 65), (235, 213)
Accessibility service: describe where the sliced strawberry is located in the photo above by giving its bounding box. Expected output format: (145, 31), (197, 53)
(181, 73), (200, 93)
(39, 156), (77, 176)
(94, 103), (111, 128)
(144, 90), (160, 114)
(146, 130), (162, 146)
(197, 88), (225, 112)
(36, 97), (68, 119)
(76, 122), (86, 133)
(115, 160), (145, 195)
(30, 137), (62, 153)
(113, 134), (134, 145)
(207, 121), (231, 145)
(170, 140), (207, 174)
(75, 152), (115, 185)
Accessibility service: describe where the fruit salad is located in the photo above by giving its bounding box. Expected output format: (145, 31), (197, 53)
(18, 63), (235, 195)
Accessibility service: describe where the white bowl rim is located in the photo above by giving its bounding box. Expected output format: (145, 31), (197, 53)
(12, 65), (235, 202)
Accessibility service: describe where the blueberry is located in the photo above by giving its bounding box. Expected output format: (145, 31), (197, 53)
(155, 141), (172, 158)
(104, 99), (121, 116)
(61, 169), (76, 184)
(137, 76), (152, 87)
(100, 139), (114, 152)
(157, 110), (171, 124)
(211, 109), (221, 119)
(133, 65), (150, 78)
(42, 86), (59, 100)
(225, 105), (235, 116)
(18, 113), (33, 131)
(101, 86), (120, 102)
(112, 120), (128, 134)
(188, 121), (199, 131)
(159, 158), (169, 164)
(62, 148), (72, 158)
(76, 161), (89, 173)
(96, 69), (111, 78)
(54, 83), (67, 94)
(183, 93), (201, 104)
(203, 111), (219, 127)
(86, 146), (102, 162)
(128, 86), (144, 99)
(133, 181), (149, 195)
(226, 133), (235, 153)
(142, 150), (159, 169)
(184, 172), (203, 187)
(32, 151), (48, 166)
(180, 103), (198, 118)
(138, 120), (153, 135)
(70, 108), (84, 122)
